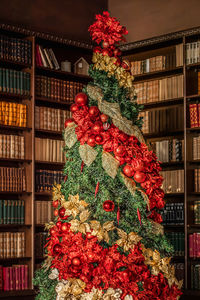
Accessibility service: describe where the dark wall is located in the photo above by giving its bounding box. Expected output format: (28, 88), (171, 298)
(0, 0), (107, 42)
(109, 0), (200, 42)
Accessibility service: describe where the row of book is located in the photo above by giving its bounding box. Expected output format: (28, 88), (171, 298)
(35, 170), (64, 192)
(194, 169), (200, 192)
(0, 200), (24, 224)
(35, 232), (48, 258)
(0, 101), (27, 127)
(194, 200), (200, 225)
(35, 75), (84, 102)
(36, 45), (59, 70)
(166, 232), (184, 256)
(134, 75), (183, 104)
(189, 103), (200, 128)
(130, 45), (183, 75)
(0, 68), (30, 95)
(35, 106), (71, 132)
(191, 264), (200, 290)
(161, 203), (184, 225)
(189, 233), (200, 258)
(0, 34), (32, 65)
(193, 136), (200, 160)
(140, 106), (184, 134)
(186, 41), (200, 65)
(0, 167), (26, 192)
(0, 265), (28, 291)
(35, 201), (54, 224)
(35, 138), (66, 163)
(150, 139), (184, 163)
(160, 170), (184, 193)
(0, 232), (25, 258)
(0, 134), (24, 159)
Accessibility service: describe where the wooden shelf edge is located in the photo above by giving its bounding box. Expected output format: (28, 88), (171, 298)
(36, 66), (91, 80)
(142, 97), (183, 109)
(35, 160), (65, 166)
(35, 129), (63, 136)
(0, 158), (32, 163)
(0, 224), (32, 228)
(0, 92), (31, 100)
(133, 66), (183, 82)
(0, 57), (32, 68)
(0, 125), (31, 131)
(0, 289), (35, 298)
(35, 96), (73, 106)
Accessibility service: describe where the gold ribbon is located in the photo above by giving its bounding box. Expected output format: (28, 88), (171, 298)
(62, 194), (88, 218)
(102, 151), (120, 179)
(90, 220), (115, 243)
(79, 144), (98, 167)
(69, 210), (91, 234)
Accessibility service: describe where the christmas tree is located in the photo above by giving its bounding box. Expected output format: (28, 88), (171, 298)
(34, 12), (182, 300)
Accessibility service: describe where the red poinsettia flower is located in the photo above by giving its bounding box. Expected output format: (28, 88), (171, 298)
(88, 11), (128, 45)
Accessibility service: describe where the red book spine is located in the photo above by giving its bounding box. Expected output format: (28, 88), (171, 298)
(3, 267), (9, 291)
(189, 104), (199, 128)
(197, 233), (200, 257)
(9, 267), (13, 291)
(12, 266), (16, 291)
(0, 266), (3, 290)
(14, 266), (19, 290)
(194, 233), (198, 258)
(189, 234), (194, 257)
(36, 45), (43, 67)
(21, 265), (25, 290)
(24, 265), (28, 289)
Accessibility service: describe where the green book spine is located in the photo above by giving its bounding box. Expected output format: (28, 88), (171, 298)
(16, 70), (20, 94)
(3, 199), (7, 224)
(2, 68), (6, 93)
(27, 73), (30, 96)
(18, 200), (21, 224)
(5, 69), (9, 93)
(10, 200), (14, 224)
(13, 70), (17, 94)
(14, 200), (18, 224)
(23, 72), (26, 95)
(10, 70), (13, 94)
(7, 199), (11, 224)
(21, 200), (24, 224)
(191, 264), (194, 289)
(0, 200), (2, 224)
(19, 71), (23, 95)
(0, 68), (2, 92)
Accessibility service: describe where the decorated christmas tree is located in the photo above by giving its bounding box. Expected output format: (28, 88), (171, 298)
(34, 12), (182, 300)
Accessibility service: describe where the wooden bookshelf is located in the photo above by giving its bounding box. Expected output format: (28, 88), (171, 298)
(0, 27), (91, 298)
(123, 28), (200, 297)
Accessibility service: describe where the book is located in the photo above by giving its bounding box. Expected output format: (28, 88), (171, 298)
(36, 45), (60, 70)
(35, 201), (54, 224)
(161, 202), (184, 225)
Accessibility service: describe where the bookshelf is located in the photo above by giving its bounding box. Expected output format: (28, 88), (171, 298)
(0, 26), (92, 298)
(122, 26), (200, 299)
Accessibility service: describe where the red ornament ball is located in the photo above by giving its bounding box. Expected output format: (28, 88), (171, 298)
(134, 171), (146, 183)
(115, 145), (126, 157)
(70, 104), (80, 113)
(64, 118), (74, 128)
(72, 257), (81, 266)
(75, 93), (88, 106)
(103, 200), (115, 212)
(86, 232), (95, 240)
(89, 106), (100, 117)
(100, 114), (108, 123)
(49, 227), (57, 236)
(92, 122), (102, 133)
(61, 223), (69, 232)
(132, 160), (144, 172)
(102, 41), (109, 48)
(102, 48), (110, 56)
(123, 165), (134, 177)
(54, 209), (59, 217)
(87, 136), (96, 147)
(56, 220), (62, 228)
(52, 199), (59, 208)
(95, 134), (103, 143)
(59, 207), (66, 218)
(53, 244), (62, 254)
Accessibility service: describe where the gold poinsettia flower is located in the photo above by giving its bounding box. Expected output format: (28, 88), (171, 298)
(116, 228), (142, 252)
(69, 210), (90, 234)
(62, 194), (88, 218)
(90, 220), (115, 243)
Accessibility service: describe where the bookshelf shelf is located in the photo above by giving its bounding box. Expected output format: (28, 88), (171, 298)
(144, 130), (184, 139)
(35, 191), (52, 196)
(35, 129), (63, 137)
(161, 161), (184, 168)
(133, 66), (183, 82)
(0, 224), (32, 228)
(142, 97), (183, 109)
(0, 257), (32, 262)
(0, 158), (32, 163)
(36, 66), (91, 82)
(0, 57), (32, 69)
(35, 96), (72, 109)
(186, 94), (200, 101)
(0, 191), (31, 195)
(0, 125), (32, 132)
(164, 193), (184, 197)
(0, 92), (31, 100)
(35, 160), (64, 167)
(0, 289), (35, 298)
(186, 62), (200, 69)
